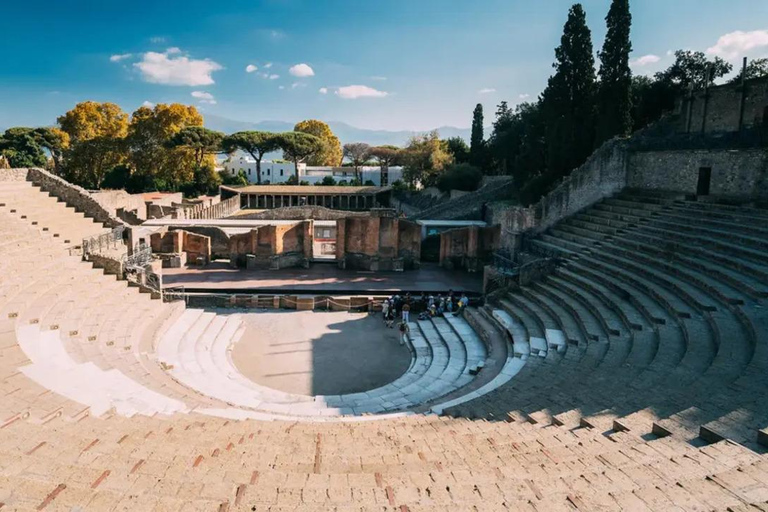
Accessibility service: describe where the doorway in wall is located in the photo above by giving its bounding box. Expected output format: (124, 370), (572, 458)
(697, 167), (712, 196)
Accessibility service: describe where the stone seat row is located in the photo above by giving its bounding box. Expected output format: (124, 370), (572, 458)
(1, 406), (767, 511)
(446, 192), (767, 449)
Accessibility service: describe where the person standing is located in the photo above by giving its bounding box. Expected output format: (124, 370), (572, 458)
(402, 301), (411, 323)
(398, 321), (410, 346)
(381, 299), (390, 324)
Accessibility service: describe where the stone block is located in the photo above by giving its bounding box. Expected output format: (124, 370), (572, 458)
(330, 298), (351, 311)
(757, 428), (768, 448)
(246, 254), (258, 270)
(296, 297), (314, 311)
(651, 422), (673, 438)
(699, 425), (726, 444)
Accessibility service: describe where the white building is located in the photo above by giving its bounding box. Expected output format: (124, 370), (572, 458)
(222, 156), (403, 186)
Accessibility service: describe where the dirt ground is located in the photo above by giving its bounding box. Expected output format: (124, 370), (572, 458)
(231, 310), (411, 396)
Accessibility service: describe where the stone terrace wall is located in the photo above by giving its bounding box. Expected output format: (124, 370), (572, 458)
(415, 177), (516, 220)
(629, 148), (768, 199)
(232, 206), (370, 221)
(12, 168), (126, 228)
(91, 190), (147, 222)
(674, 76), (768, 134)
(535, 139), (629, 231)
(0, 169), (29, 181)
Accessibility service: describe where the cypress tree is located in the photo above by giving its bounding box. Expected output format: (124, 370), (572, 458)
(542, 3), (596, 180)
(470, 103), (485, 170)
(596, 0), (633, 145)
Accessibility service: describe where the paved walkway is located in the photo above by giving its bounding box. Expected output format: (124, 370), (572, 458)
(162, 262), (483, 294)
(231, 311), (411, 395)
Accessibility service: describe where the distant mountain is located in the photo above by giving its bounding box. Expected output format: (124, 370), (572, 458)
(204, 114), (475, 147)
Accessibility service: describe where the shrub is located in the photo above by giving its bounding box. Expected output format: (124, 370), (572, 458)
(363, 179), (376, 186)
(317, 176), (336, 186)
(436, 163), (482, 192)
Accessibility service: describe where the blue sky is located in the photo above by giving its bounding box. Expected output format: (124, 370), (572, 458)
(1, 0), (767, 131)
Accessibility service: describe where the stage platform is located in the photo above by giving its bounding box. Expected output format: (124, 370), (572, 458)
(161, 262), (483, 295)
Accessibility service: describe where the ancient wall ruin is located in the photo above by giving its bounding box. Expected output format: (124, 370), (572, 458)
(628, 148), (767, 198)
(336, 216), (421, 271)
(150, 229), (212, 266)
(227, 221), (310, 269)
(439, 225), (500, 272)
(674, 76), (768, 134)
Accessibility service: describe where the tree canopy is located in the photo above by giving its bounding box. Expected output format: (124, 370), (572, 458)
(0, 128), (48, 168)
(469, 104), (486, 169)
(402, 131), (453, 187)
(127, 103), (204, 190)
(57, 101), (129, 144)
(596, 0), (633, 144)
(277, 132), (324, 182)
(294, 119), (342, 166)
(167, 126), (224, 167)
(221, 131), (281, 185)
(342, 142), (372, 183)
(444, 137), (470, 164)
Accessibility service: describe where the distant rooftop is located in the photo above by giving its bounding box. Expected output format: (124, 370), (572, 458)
(222, 185), (390, 195)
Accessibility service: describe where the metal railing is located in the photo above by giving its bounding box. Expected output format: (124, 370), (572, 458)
(123, 243), (153, 270)
(82, 226), (125, 257)
(163, 286), (188, 304)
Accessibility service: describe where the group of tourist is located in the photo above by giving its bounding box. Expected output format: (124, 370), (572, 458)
(380, 291), (470, 346)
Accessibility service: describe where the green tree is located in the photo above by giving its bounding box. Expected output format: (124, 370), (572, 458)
(62, 136), (127, 188)
(470, 103), (486, 169)
(32, 127), (70, 174)
(342, 142), (371, 183)
(488, 101), (547, 186)
(221, 169), (249, 187)
(596, 0), (633, 145)
(57, 101), (129, 144)
(277, 132), (324, 183)
(317, 175), (337, 186)
(127, 103), (204, 190)
(221, 131), (280, 185)
(542, 3), (597, 180)
(655, 50), (732, 90)
(180, 161), (222, 197)
(728, 58), (768, 84)
(444, 137), (470, 164)
(370, 145), (402, 185)
(402, 131), (453, 187)
(0, 128), (48, 168)
(294, 119), (343, 166)
(167, 127), (224, 167)
(436, 163), (483, 192)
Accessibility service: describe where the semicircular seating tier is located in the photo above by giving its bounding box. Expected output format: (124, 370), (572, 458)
(3, 175), (768, 510)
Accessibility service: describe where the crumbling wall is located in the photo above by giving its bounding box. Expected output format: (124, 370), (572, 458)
(628, 148), (768, 198)
(397, 220), (421, 270)
(150, 229), (211, 264)
(439, 225), (499, 272)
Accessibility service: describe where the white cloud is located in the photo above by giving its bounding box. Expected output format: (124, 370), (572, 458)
(245, 64), (258, 73)
(335, 85), (389, 99)
(268, 74), (279, 80)
(134, 49), (223, 86)
(264, 62), (273, 69)
(518, 93), (531, 100)
(631, 54), (661, 67)
(150, 36), (166, 44)
(141, 101), (155, 108)
(278, 85), (285, 90)
(165, 47), (182, 55)
(370, 76), (387, 81)
(191, 91), (217, 105)
(707, 30), (768, 59)
(478, 88), (496, 94)
(319, 87), (328, 94)
(110, 53), (132, 62)
(289, 63), (315, 77)
(291, 82), (306, 89)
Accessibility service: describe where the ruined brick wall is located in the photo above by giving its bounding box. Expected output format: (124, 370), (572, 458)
(91, 190), (147, 221)
(182, 232), (211, 262)
(275, 223), (304, 254)
(537, 139), (629, 231)
(674, 77), (768, 134)
(397, 220), (421, 269)
(377, 217), (399, 259)
(151, 229), (211, 262)
(628, 148), (768, 198)
(233, 206), (370, 221)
